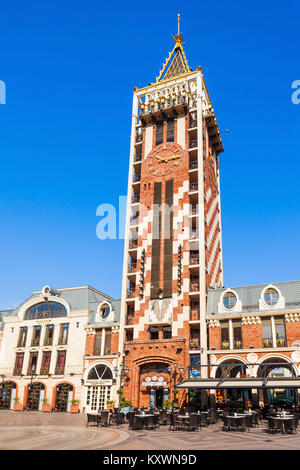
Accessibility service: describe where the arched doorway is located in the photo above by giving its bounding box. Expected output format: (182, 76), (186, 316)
(139, 362), (170, 408)
(26, 383), (45, 411)
(85, 363), (113, 413)
(0, 381), (17, 409)
(256, 357), (297, 406)
(55, 383), (74, 412)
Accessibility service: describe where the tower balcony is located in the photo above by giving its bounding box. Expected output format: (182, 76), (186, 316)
(188, 119), (197, 129)
(134, 153), (142, 162)
(189, 139), (198, 149)
(205, 115), (224, 155)
(129, 239), (138, 250)
(190, 254), (199, 265)
(189, 182), (198, 192)
(139, 97), (189, 124)
(127, 287), (136, 299)
(130, 216), (139, 226)
(126, 314), (135, 326)
(190, 303), (200, 321)
(128, 262), (137, 273)
(135, 132), (143, 144)
(132, 193), (140, 204)
(133, 173), (141, 183)
(189, 160), (198, 171)
(190, 204), (198, 216)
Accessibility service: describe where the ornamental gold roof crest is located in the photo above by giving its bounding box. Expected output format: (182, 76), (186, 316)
(156, 14), (192, 83)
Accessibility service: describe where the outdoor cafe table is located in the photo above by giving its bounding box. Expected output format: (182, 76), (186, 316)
(272, 416), (294, 433)
(177, 414), (190, 420)
(135, 414), (157, 428)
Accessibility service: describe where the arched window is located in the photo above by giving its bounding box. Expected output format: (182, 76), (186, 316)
(223, 291), (237, 310)
(264, 288), (279, 307)
(24, 301), (67, 320)
(87, 364), (113, 381)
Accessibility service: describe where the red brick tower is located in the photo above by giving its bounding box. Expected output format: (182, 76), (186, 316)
(117, 19), (224, 408)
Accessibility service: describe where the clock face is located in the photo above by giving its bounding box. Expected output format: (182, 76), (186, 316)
(147, 143), (183, 178)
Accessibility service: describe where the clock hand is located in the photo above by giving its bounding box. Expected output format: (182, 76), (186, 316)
(156, 155), (168, 163)
(165, 155), (181, 161)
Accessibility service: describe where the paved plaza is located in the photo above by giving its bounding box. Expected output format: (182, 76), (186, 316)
(0, 411), (300, 450)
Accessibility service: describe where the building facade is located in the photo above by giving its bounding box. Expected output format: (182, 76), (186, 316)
(0, 285), (120, 412)
(204, 282), (300, 407)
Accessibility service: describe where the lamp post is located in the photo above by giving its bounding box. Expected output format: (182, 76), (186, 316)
(168, 361), (184, 407)
(114, 361), (129, 406)
(30, 365), (36, 384)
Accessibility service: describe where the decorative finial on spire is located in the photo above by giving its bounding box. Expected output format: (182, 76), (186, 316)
(173, 13), (184, 47)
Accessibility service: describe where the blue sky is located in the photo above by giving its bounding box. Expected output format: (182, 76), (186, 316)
(0, 0), (299, 308)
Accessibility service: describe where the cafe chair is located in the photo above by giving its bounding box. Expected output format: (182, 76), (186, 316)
(99, 411), (109, 427)
(144, 415), (157, 430)
(169, 413), (181, 431)
(186, 414), (199, 432)
(86, 413), (100, 428)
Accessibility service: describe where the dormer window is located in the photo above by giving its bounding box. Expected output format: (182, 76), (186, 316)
(99, 303), (110, 320)
(223, 291), (237, 310)
(264, 288), (279, 307)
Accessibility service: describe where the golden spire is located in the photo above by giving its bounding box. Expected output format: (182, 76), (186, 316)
(156, 14), (191, 83)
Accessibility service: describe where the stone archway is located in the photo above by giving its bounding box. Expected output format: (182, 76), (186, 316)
(139, 362), (171, 409)
(211, 357), (253, 408)
(254, 355), (298, 407)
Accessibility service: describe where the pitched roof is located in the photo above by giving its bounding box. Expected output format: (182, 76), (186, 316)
(156, 34), (191, 83)
(207, 280), (300, 316)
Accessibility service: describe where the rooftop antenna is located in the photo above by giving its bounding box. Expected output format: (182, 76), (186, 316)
(177, 13), (180, 35)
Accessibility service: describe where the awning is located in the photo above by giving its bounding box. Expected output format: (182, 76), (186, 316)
(176, 377), (300, 389)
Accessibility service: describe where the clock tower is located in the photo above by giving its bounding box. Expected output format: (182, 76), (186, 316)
(118, 18), (224, 408)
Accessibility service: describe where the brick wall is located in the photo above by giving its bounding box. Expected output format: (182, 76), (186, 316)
(242, 324), (263, 349)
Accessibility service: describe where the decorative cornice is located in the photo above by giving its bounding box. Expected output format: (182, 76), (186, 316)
(285, 313), (300, 323)
(242, 316), (261, 325)
(207, 319), (220, 328)
(86, 328), (96, 335)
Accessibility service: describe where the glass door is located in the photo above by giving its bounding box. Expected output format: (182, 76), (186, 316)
(27, 383), (44, 410)
(55, 384), (73, 412)
(85, 386), (111, 413)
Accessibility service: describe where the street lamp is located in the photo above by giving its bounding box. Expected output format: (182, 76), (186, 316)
(114, 361), (130, 406)
(30, 365), (36, 384)
(168, 362), (184, 407)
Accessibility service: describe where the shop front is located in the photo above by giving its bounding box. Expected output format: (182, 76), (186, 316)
(55, 383), (74, 412)
(26, 382), (45, 411)
(0, 381), (17, 409)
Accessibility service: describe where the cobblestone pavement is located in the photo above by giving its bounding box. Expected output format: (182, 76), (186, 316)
(0, 411), (128, 450)
(105, 422), (300, 451)
(1, 411), (300, 450)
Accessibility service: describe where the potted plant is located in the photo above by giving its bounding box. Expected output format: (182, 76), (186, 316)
(70, 399), (80, 413)
(13, 396), (23, 411)
(163, 400), (172, 410)
(119, 399), (133, 412)
(106, 399), (115, 412)
(41, 397), (52, 413)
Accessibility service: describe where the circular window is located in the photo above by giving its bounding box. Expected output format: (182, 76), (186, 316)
(223, 292), (237, 310)
(99, 303), (111, 320)
(264, 288), (279, 306)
